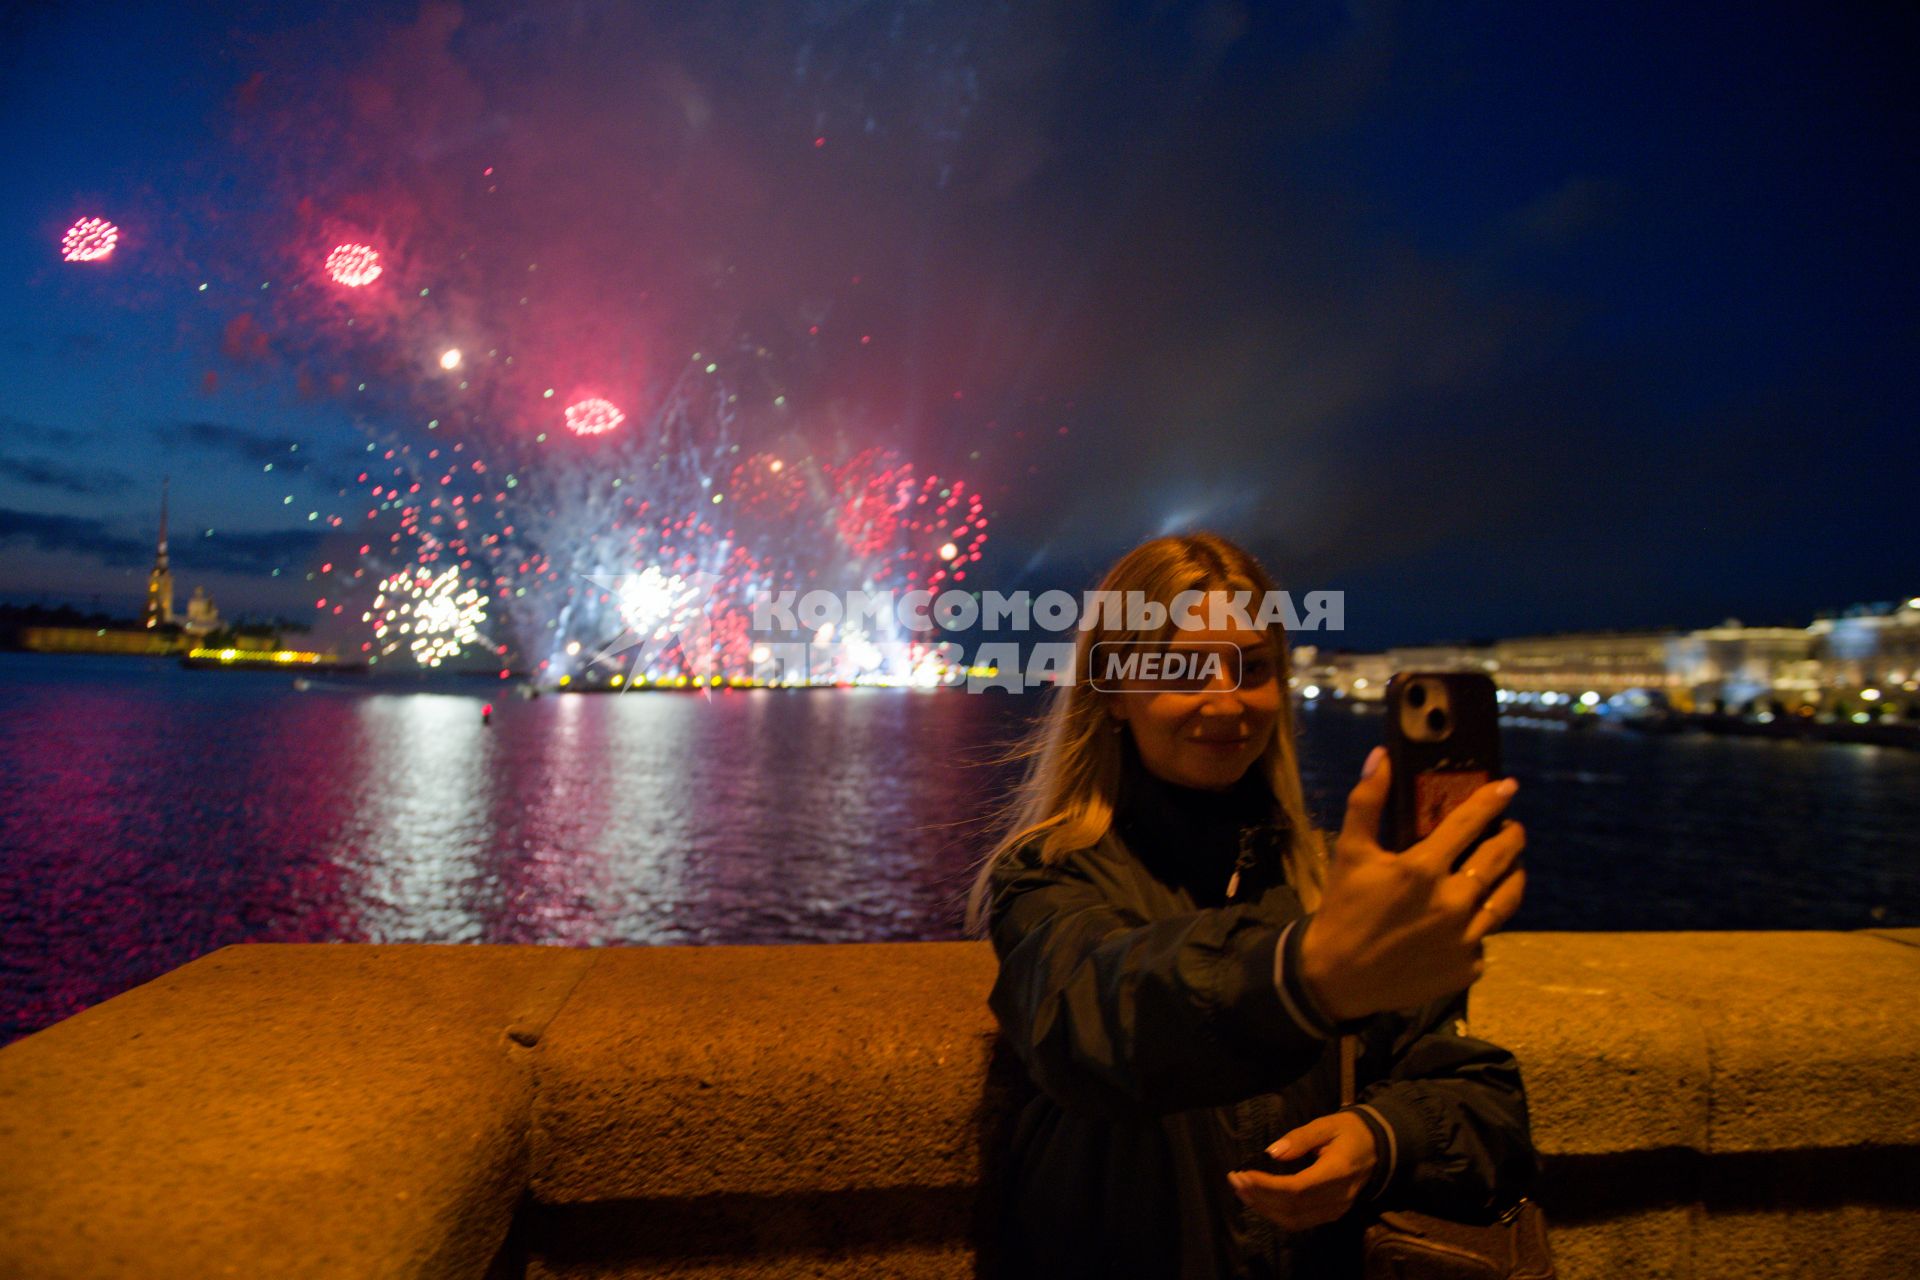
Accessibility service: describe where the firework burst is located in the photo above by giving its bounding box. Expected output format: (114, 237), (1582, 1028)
(325, 242), (383, 287)
(61, 217), (119, 263)
(366, 564), (488, 667)
(332, 370), (991, 685)
(563, 397), (625, 436)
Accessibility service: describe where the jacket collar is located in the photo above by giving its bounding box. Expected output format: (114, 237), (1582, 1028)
(1110, 737), (1288, 901)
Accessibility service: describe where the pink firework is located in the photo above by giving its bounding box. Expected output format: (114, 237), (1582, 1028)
(564, 398), (625, 436)
(61, 217), (119, 262)
(325, 242), (383, 287)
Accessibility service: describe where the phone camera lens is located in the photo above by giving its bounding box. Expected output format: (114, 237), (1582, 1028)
(1427, 708), (1449, 734)
(1407, 683), (1427, 708)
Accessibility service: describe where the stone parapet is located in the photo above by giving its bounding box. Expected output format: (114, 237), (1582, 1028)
(2, 932), (1916, 1278)
(0, 945), (592, 1278)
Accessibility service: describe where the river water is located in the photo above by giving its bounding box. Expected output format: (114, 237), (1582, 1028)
(4, 653), (1916, 1045)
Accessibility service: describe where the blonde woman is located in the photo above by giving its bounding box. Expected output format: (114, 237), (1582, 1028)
(970, 533), (1536, 1278)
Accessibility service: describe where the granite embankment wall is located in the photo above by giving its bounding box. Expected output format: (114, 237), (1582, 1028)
(3, 932), (1917, 1278)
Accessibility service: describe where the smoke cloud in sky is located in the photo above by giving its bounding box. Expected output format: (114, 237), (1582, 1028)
(1, 1), (1912, 647)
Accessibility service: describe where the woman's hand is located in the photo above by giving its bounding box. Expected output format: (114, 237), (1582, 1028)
(1229, 1111), (1377, 1230)
(1298, 748), (1526, 1022)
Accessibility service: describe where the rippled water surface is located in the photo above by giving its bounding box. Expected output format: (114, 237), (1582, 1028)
(4, 653), (1917, 1044)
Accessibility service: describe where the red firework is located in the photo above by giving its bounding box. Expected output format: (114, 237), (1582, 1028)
(826, 449), (915, 559)
(727, 453), (806, 519)
(564, 398), (625, 436)
(326, 243), (383, 287)
(62, 217), (119, 262)
(823, 449), (989, 596)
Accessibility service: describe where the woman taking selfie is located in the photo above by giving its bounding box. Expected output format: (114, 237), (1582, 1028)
(968, 533), (1537, 1278)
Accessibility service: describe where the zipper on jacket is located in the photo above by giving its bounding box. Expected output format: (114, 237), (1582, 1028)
(1225, 827), (1259, 900)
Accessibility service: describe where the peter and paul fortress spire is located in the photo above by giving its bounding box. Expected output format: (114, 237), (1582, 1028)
(144, 477), (174, 629)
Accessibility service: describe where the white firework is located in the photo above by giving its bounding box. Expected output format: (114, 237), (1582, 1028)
(366, 566), (488, 667)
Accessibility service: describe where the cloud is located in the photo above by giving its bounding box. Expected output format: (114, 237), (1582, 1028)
(0, 457), (131, 497)
(0, 415), (86, 450)
(187, 526), (329, 574)
(0, 506), (325, 577)
(156, 420), (309, 469)
(0, 508), (148, 565)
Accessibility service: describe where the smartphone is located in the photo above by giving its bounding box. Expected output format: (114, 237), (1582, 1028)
(1380, 671), (1503, 856)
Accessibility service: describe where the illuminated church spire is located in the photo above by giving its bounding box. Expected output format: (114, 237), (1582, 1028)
(144, 478), (174, 629)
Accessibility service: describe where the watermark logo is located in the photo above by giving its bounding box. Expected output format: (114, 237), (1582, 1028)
(748, 588), (1343, 634)
(1089, 641), (1243, 693)
(583, 568), (722, 688)
(568, 578), (1341, 694)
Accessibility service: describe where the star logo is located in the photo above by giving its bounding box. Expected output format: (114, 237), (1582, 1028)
(581, 568), (723, 693)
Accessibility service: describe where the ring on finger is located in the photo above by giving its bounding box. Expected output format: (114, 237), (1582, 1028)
(1461, 865), (1490, 902)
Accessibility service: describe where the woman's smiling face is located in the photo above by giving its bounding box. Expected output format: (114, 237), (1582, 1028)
(1109, 622), (1284, 791)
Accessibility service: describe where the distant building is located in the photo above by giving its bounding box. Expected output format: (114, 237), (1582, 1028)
(144, 480), (174, 629)
(1295, 644), (1490, 701)
(1809, 599), (1920, 701)
(5, 483), (325, 663)
(1292, 648), (1392, 700)
(1287, 592), (1918, 718)
(183, 585), (221, 638)
(138, 480), (223, 639)
(1386, 643), (1495, 674)
(19, 627), (179, 656)
(1491, 630), (1682, 697)
(1668, 622), (1818, 709)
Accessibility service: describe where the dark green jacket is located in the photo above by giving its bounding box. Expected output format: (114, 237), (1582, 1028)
(984, 752), (1536, 1278)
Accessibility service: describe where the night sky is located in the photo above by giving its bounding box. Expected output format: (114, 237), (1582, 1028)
(0, 1), (1912, 652)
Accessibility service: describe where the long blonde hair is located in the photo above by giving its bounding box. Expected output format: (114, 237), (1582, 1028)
(964, 532), (1325, 934)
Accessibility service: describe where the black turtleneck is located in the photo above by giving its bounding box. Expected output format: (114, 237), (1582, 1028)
(1110, 737), (1289, 904)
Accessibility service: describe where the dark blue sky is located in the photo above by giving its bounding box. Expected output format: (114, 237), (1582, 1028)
(1, 1), (1912, 649)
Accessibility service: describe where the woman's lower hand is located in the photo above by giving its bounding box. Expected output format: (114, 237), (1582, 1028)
(1298, 747), (1527, 1022)
(1229, 1111), (1378, 1231)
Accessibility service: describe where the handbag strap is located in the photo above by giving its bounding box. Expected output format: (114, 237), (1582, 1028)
(1340, 1033), (1357, 1108)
